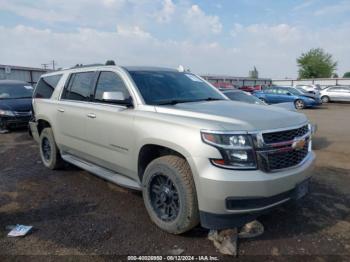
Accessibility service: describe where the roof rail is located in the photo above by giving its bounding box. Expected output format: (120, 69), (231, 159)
(70, 63), (104, 69)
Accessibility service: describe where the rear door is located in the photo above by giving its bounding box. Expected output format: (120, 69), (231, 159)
(84, 70), (137, 178)
(55, 71), (97, 157)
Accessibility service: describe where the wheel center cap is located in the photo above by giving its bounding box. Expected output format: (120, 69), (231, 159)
(160, 187), (171, 202)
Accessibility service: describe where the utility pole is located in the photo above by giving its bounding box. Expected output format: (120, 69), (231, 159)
(51, 60), (56, 71)
(41, 63), (49, 70)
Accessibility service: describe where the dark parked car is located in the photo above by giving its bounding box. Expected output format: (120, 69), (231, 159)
(0, 80), (33, 133)
(253, 86), (322, 110)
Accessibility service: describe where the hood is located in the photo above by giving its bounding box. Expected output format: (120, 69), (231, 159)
(155, 100), (308, 131)
(272, 102), (297, 112)
(301, 93), (318, 99)
(0, 98), (32, 112)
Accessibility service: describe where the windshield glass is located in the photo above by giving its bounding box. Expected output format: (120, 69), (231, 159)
(287, 88), (303, 95)
(0, 84), (33, 99)
(128, 71), (225, 105)
(224, 91), (265, 105)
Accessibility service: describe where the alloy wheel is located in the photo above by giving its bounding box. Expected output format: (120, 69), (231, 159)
(149, 173), (180, 222)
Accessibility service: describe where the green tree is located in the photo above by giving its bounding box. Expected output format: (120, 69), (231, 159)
(343, 72), (350, 78)
(297, 48), (337, 78)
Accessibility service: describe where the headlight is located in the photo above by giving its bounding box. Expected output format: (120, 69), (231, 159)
(201, 131), (257, 169)
(0, 110), (15, 116)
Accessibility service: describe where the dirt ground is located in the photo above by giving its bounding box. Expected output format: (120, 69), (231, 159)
(0, 103), (349, 260)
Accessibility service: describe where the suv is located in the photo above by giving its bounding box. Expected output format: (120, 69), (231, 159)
(30, 65), (315, 234)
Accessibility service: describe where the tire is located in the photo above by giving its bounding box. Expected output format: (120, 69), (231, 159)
(39, 127), (64, 170)
(321, 96), (330, 103)
(294, 99), (305, 110)
(259, 98), (266, 103)
(142, 155), (199, 234)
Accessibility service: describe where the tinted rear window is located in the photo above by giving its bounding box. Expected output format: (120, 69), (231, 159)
(34, 74), (62, 98)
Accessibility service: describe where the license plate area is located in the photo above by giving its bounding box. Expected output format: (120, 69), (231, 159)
(295, 179), (309, 200)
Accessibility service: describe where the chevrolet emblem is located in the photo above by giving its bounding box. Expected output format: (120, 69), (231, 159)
(292, 139), (306, 151)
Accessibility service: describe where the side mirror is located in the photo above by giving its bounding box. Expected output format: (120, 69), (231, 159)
(286, 92), (292, 96)
(102, 91), (133, 107)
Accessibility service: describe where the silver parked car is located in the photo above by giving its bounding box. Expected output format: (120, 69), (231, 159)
(30, 65), (315, 234)
(320, 86), (350, 103)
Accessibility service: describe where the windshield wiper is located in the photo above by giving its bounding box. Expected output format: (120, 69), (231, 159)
(156, 99), (197, 105)
(200, 97), (223, 102)
(156, 97), (223, 105)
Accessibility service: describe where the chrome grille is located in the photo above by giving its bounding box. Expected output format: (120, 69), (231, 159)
(257, 124), (311, 172)
(260, 142), (309, 171)
(263, 125), (309, 144)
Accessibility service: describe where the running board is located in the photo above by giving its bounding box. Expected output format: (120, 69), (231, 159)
(61, 153), (141, 191)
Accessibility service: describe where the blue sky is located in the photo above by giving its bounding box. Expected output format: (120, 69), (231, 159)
(0, 0), (349, 78)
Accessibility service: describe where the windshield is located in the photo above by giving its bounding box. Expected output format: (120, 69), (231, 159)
(0, 84), (33, 99)
(287, 88), (303, 95)
(224, 91), (265, 105)
(128, 71), (225, 105)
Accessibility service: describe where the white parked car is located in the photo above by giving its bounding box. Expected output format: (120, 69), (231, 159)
(320, 86), (350, 103)
(295, 85), (321, 96)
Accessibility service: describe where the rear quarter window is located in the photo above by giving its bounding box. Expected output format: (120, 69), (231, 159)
(34, 74), (63, 98)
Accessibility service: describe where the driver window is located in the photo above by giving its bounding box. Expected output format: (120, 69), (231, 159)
(94, 71), (130, 103)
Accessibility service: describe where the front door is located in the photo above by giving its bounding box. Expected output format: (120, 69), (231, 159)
(84, 70), (137, 178)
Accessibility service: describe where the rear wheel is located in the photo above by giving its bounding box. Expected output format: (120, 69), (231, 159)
(39, 127), (64, 169)
(142, 155), (199, 234)
(294, 99), (305, 110)
(321, 96), (330, 103)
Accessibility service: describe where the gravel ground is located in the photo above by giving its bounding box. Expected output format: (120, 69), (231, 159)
(0, 103), (349, 261)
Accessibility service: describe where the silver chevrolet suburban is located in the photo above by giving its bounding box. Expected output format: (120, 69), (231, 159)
(30, 65), (315, 234)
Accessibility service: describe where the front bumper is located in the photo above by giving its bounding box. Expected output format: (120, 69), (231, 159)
(190, 151), (315, 229)
(0, 115), (31, 129)
(305, 100), (322, 107)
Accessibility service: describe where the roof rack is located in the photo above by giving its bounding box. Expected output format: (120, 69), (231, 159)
(70, 63), (104, 69)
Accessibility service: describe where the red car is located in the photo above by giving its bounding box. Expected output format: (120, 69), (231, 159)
(239, 85), (263, 92)
(212, 82), (235, 89)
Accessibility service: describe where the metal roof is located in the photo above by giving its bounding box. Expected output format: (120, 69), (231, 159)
(0, 79), (30, 85)
(0, 64), (48, 72)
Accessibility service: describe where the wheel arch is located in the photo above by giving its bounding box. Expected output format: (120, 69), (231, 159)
(37, 118), (52, 135)
(137, 142), (192, 183)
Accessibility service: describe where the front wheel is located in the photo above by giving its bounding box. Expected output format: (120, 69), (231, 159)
(294, 99), (305, 110)
(142, 155), (199, 234)
(321, 96), (330, 103)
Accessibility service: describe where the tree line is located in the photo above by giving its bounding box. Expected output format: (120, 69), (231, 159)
(297, 48), (350, 79)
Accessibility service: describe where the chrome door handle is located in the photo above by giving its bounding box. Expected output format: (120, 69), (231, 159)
(57, 108), (65, 113)
(87, 113), (96, 119)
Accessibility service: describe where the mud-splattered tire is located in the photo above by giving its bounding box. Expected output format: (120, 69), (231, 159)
(39, 127), (64, 170)
(142, 155), (199, 234)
